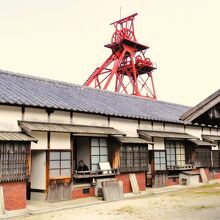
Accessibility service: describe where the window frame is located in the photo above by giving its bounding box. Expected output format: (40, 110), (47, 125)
(165, 140), (186, 169)
(91, 138), (108, 171)
(120, 144), (148, 172)
(154, 150), (167, 171)
(49, 150), (72, 178)
(0, 141), (30, 182)
(212, 150), (220, 168)
(195, 146), (211, 168)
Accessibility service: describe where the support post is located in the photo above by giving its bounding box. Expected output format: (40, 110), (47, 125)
(0, 186), (5, 215)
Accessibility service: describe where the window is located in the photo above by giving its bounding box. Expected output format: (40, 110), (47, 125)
(166, 141), (176, 168)
(175, 141), (185, 166)
(154, 151), (166, 171)
(195, 147), (211, 167)
(49, 151), (71, 178)
(91, 138), (108, 170)
(166, 140), (185, 169)
(0, 142), (29, 182)
(212, 150), (220, 168)
(120, 145), (148, 172)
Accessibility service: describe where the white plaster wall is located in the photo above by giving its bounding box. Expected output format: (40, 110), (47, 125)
(165, 123), (185, 133)
(210, 128), (219, 135)
(153, 137), (165, 150)
(50, 110), (71, 124)
(202, 127), (211, 135)
(50, 132), (70, 149)
(24, 108), (48, 122)
(31, 151), (46, 190)
(148, 144), (153, 150)
(73, 112), (108, 127)
(152, 122), (164, 131)
(185, 126), (202, 138)
(109, 117), (138, 137)
(31, 131), (48, 150)
(76, 137), (90, 169)
(0, 105), (22, 131)
(139, 120), (152, 130)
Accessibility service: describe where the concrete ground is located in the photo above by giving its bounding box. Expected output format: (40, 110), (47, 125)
(1, 180), (220, 220)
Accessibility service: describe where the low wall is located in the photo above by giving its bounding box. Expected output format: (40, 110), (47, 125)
(72, 186), (95, 199)
(166, 177), (179, 186)
(0, 181), (26, 211)
(115, 172), (146, 193)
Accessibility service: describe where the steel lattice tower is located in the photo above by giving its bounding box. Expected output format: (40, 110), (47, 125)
(84, 13), (157, 99)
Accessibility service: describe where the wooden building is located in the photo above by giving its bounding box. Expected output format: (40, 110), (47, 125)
(0, 70), (219, 210)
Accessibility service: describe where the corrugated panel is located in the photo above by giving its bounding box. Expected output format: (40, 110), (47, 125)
(18, 121), (124, 135)
(138, 130), (197, 139)
(114, 136), (152, 144)
(188, 139), (215, 146)
(0, 70), (191, 124)
(202, 135), (220, 142)
(0, 132), (37, 142)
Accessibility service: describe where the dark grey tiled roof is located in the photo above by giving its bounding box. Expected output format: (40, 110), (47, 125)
(0, 69), (190, 124)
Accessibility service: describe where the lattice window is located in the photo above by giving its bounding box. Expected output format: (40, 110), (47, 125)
(49, 151), (71, 178)
(166, 140), (185, 168)
(175, 141), (185, 166)
(0, 142), (29, 182)
(212, 150), (220, 168)
(91, 138), (108, 171)
(154, 151), (166, 171)
(120, 144), (148, 172)
(195, 147), (211, 167)
(166, 141), (176, 168)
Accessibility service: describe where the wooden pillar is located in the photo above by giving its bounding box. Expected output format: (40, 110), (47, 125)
(112, 145), (120, 169)
(0, 186), (5, 215)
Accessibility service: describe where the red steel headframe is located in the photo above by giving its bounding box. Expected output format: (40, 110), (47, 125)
(84, 13), (157, 99)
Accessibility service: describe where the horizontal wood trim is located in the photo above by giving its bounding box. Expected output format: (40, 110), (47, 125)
(119, 166), (148, 173)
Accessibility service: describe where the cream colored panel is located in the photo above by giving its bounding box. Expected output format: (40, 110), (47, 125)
(109, 117), (138, 137)
(165, 123), (185, 133)
(0, 105), (22, 131)
(202, 127), (211, 135)
(24, 107), (48, 122)
(31, 151), (46, 190)
(152, 122), (164, 131)
(185, 126), (202, 138)
(148, 144), (153, 150)
(211, 128), (218, 135)
(31, 131), (47, 150)
(73, 112), (108, 127)
(50, 132), (70, 149)
(154, 137), (165, 150)
(50, 110), (71, 124)
(139, 120), (152, 130)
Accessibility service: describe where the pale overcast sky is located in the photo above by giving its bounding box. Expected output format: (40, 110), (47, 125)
(0, 0), (219, 106)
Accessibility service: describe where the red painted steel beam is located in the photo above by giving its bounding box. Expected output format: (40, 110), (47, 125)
(84, 13), (157, 99)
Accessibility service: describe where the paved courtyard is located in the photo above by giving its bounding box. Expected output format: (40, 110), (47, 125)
(13, 183), (220, 220)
